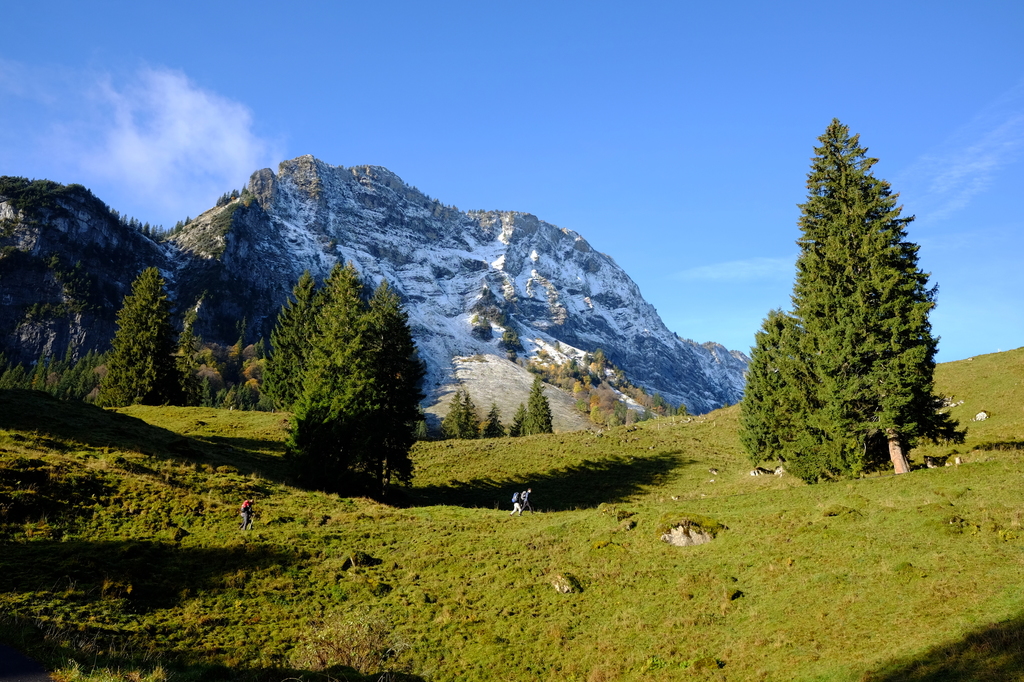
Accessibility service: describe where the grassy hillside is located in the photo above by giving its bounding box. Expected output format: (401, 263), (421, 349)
(1, 348), (1022, 681)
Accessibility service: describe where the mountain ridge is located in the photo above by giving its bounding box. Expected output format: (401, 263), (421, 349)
(0, 159), (748, 414)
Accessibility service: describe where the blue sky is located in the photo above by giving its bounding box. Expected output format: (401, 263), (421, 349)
(1, 1), (1021, 363)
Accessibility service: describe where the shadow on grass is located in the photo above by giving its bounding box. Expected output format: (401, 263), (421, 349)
(0, 389), (288, 482)
(974, 439), (1024, 452)
(863, 615), (1024, 681)
(0, 539), (427, 681)
(2, 619), (424, 682)
(0, 539), (303, 611)
(397, 451), (693, 510)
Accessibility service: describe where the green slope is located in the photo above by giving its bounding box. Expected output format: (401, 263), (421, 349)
(1, 348), (1022, 681)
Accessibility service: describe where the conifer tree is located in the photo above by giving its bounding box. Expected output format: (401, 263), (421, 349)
(441, 389), (467, 439)
(0, 354), (28, 390)
(29, 350), (49, 391)
(509, 402), (527, 437)
(521, 375), (553, 435)
(99, 267), (182, 407)
(288, 263), (372, 490)
(225, 318), (247, 387)
(264, 271), (317, 409)
(362, 280), (425, 491)
(441, 387), (480, 439)
(739, 309), (820, 475)
(482, 402), (505, 438)
(286, 266), (425, 495)
(741, 120), (964, 480)
(176, 301), (204, 406)
(460, 389), (481, 438)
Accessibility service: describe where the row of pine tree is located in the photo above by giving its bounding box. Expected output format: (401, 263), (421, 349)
(440, 375), (554, 439)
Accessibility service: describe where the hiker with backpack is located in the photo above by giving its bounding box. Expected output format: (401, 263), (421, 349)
(239, 499), (254, 530)
(510, 490), (523, 516)
(521, 488), (534, 513)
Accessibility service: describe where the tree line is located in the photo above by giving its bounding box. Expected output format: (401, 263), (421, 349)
(0, 348), (105, 400)
(85, 264), (425, 497)
(740, 119), (964, 482)
(440, 374), (553, 439)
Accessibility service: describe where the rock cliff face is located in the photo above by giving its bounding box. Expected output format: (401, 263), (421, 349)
(0, 159), (748, 413)
(0, 180), (168, 363)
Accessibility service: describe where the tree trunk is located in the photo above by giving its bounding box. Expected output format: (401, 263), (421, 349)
(887, 430), (911, 474)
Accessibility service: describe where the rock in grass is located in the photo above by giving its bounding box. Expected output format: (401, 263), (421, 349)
(550, 573), (582, 594)
(659, 513), (727, 547)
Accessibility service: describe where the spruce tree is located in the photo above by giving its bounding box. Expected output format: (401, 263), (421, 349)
(441, 387), (480, 439)
(460, 389), (481, 438)
(176, 302), (204, 406)
(288, 263), (373, 491)
(739, 309), (820, 476)
(0, 354), (25, 390)
(441, 389), (467, 439)
(287, 266), (425, 495)
(363, 280), (425, 491)
(521, 375), (553, 435)
(99, 267), (182, 407)
(264, 271), (317, 409)
(509, 403), (527, 437)
(482, 403), (505, 438)
(741, 120), (964, 480)
(30, 350), (48, 390)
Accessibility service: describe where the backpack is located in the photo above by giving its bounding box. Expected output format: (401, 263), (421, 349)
(512, 492), (520, 504)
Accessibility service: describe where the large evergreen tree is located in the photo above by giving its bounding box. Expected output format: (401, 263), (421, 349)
(440, 389), (467, 439)
(508, 403), (527, 437)
(264, 270), (318, 410)
(362, 280), (425, 492)
(99, 267), (183, 407)
(521, 375), (553, 435)
(287, 265), (425, 496)
(741, 120), (964, 481)
(288, 263), (374, 491)
(739, 309), (820, 476)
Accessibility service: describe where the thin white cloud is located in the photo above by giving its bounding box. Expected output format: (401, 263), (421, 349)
(74, 68), (277, 214)
(900, 81), (1024, 222)
(1, 62), (279, 225)
(672, 256), (795, 282)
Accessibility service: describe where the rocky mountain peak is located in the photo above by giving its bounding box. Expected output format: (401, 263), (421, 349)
(1, 161), (748, 415)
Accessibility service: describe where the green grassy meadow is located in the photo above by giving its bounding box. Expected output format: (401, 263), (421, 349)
(1, 348), (1022, 681)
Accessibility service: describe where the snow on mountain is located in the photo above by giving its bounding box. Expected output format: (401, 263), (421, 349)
(0, 158), (747, 415)
(170, 156), (747, 413)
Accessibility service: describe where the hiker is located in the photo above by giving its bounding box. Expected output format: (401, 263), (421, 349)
(239, 499), (254, 530)
(521, 488), (534, 513)
(510, 490), (523, 516)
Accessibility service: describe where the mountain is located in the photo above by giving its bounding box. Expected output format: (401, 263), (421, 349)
(0, 178), (170, 362)
(0, 159), (748, 414)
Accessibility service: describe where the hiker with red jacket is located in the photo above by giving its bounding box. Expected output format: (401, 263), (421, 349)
(239, 499), (254, 530)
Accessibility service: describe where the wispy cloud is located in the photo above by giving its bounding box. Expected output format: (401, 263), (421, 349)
(672, 256), (795, 283)
(1, 63), (279, 225)
(73, 68), (278, 216)
(900, 81), (1024, 222)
